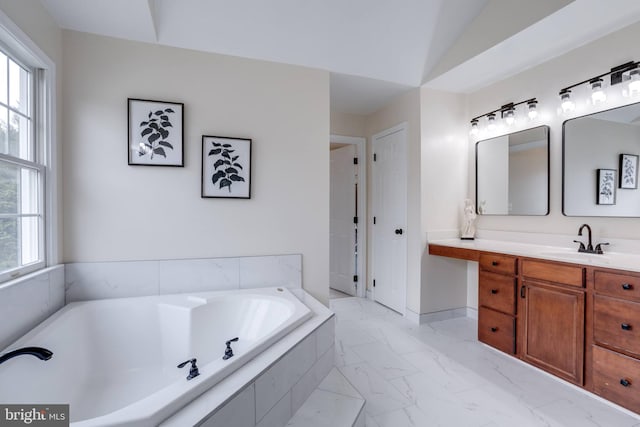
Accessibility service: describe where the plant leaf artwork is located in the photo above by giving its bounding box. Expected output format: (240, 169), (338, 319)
(128, 99), (184, 166)
(597, 169), (616, 205)
(208, 141), (245, 191)
(201, 136), (251, 199)
(619, 154), (638, 189)
(138, 108), (175, 159)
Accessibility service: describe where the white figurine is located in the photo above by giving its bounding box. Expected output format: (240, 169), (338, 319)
(461, 199), (477, 240)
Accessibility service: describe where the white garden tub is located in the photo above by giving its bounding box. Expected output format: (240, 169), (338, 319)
(0, 287), (312, 426)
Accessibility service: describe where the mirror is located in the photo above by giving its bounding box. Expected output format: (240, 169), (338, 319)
(563, 102), (640, 216)
(476, 125), (549, 215)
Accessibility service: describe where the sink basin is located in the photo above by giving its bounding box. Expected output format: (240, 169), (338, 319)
(537, 251), (611, 263)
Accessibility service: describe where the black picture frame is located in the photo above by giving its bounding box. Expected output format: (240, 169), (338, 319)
(128, 98), (184, 166)
(597, 168), (616, 205)
(201, 135), (252, 199)
(619, 153), (639, 189)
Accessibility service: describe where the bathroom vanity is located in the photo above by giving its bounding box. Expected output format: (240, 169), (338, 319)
(429, 240), (640, 414)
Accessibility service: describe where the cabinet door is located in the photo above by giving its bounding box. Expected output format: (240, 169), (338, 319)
(523, 280), (585, 385)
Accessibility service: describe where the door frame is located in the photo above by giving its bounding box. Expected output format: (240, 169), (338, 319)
(371, 122), (408, 314)
(330, 134), (366, 298)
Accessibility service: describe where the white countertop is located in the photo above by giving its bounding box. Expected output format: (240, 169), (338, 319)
(430, 238), (640, 273)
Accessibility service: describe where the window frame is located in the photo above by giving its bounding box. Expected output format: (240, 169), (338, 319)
(0, 10), (58, 286)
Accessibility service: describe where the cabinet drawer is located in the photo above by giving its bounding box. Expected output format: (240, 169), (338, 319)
(593, 345), (640, 414)
(595, 270), (640, 301)
(594, 295), (640, 357)
(478, 307), (515, 354)
(521, 259), (584, 287)
(479, 253), (517, 276)
(479, 271), (516, 314)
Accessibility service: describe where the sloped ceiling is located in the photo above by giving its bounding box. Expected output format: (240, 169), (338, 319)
(40, 0), (640, 115)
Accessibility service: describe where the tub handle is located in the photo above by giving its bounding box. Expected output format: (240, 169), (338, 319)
(223, 337), (239, 360)
(177, 358), (200, 380)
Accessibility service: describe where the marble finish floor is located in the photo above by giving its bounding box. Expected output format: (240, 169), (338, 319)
(330, 297), (640, 427)
(330, 288), (354, 299)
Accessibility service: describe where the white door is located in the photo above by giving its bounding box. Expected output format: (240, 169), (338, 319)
(372, 125), (407, 314)
(330, 144), (357, 296)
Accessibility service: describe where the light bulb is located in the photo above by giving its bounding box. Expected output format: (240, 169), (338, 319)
(560, 90), (575, 113)
(627, 69), (640, 97)
(487, 114), (496, 131)
(504, 108), (515, 125)
(527, 100), (538, 120)
(469, 119), (479, 136)
(590, 79), (606, 104)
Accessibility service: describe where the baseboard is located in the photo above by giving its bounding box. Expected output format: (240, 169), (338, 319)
(405, 307), (471, 324)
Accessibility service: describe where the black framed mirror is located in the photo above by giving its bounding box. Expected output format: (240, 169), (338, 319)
(563, 101), (640, 216)
(476, 125), (550, 215)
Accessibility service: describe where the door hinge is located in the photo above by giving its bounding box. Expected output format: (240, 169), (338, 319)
(373, 153), (377, 162)
(354, 216), (358, 224)
(373, 279), (376, 287)
(353, 275), (358, 282)
(373, 216), (376, 225)
(353, 157), (358, 165)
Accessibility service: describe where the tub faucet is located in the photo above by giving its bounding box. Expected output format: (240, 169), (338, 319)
(223, 337), (239, 360)
(177, 358), (199, 380)
(0, 346), (53, 365)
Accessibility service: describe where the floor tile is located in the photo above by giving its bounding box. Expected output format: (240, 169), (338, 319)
(330, 297), (640, 427)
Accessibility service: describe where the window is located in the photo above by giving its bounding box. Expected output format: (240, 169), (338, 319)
(0, 47), (45, 283)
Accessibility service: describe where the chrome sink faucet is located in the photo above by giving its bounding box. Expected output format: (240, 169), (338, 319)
(574, 224), (609, 254)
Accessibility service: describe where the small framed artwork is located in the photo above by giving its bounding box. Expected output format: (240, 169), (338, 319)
(201, 136), (252, 199)
(597, 168), (616, 205)
(128, 98), (184, 166)
(619, 153), (639, 189)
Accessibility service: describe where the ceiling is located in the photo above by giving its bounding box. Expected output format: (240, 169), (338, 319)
(40, 0), (640, 115)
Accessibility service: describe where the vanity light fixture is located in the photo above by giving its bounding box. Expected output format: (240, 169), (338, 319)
(469, 118), (479, 136)
(527, 100), (538, 119)
(560, 89), (575, 113)
(468, 97), (538, 136)
(487, 113), (497, 131)
(558, 61), (640, 111)
(590, 78), (606, 104)
(503, 107), (515, 125)
(624, 65), (640, 97)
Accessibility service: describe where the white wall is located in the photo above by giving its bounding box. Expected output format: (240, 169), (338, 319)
(477, 135), (509, 214)
(330, 110), (366, 138)
(468, 20), (640, 240)
(62, 31), (330, 304)
(509, 144), (547, 215)
(365, 89), (422, 312)
(420, 88), (468, 314)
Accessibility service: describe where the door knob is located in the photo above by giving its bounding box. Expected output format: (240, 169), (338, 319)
(395, 228), (403, 235)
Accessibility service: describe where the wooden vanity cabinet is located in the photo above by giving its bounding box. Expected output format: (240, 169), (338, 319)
(592, 269), (640, 413)
(520, 259), (585, 385)
(427, 243), (640, 414)
(477, 253), (517, 354)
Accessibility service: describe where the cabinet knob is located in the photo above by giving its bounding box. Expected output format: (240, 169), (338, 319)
(491, 261), (499, 266)
(490, 289), (498, 294)
(490, 327), (498, 332)
(621, 323), (632, 331)
(620, 378), (632, 387)
(622, 283), (634, 290)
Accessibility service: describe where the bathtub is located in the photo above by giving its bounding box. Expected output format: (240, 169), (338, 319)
(0, 287), (312, 426)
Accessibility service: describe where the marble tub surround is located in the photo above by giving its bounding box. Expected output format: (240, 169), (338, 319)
(429, 232), (640, 272)
(160, 289), (334, 427)
(0, 265), (64, 350)
(65, 254), (301, 302)
(331, 297), (640, 427)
